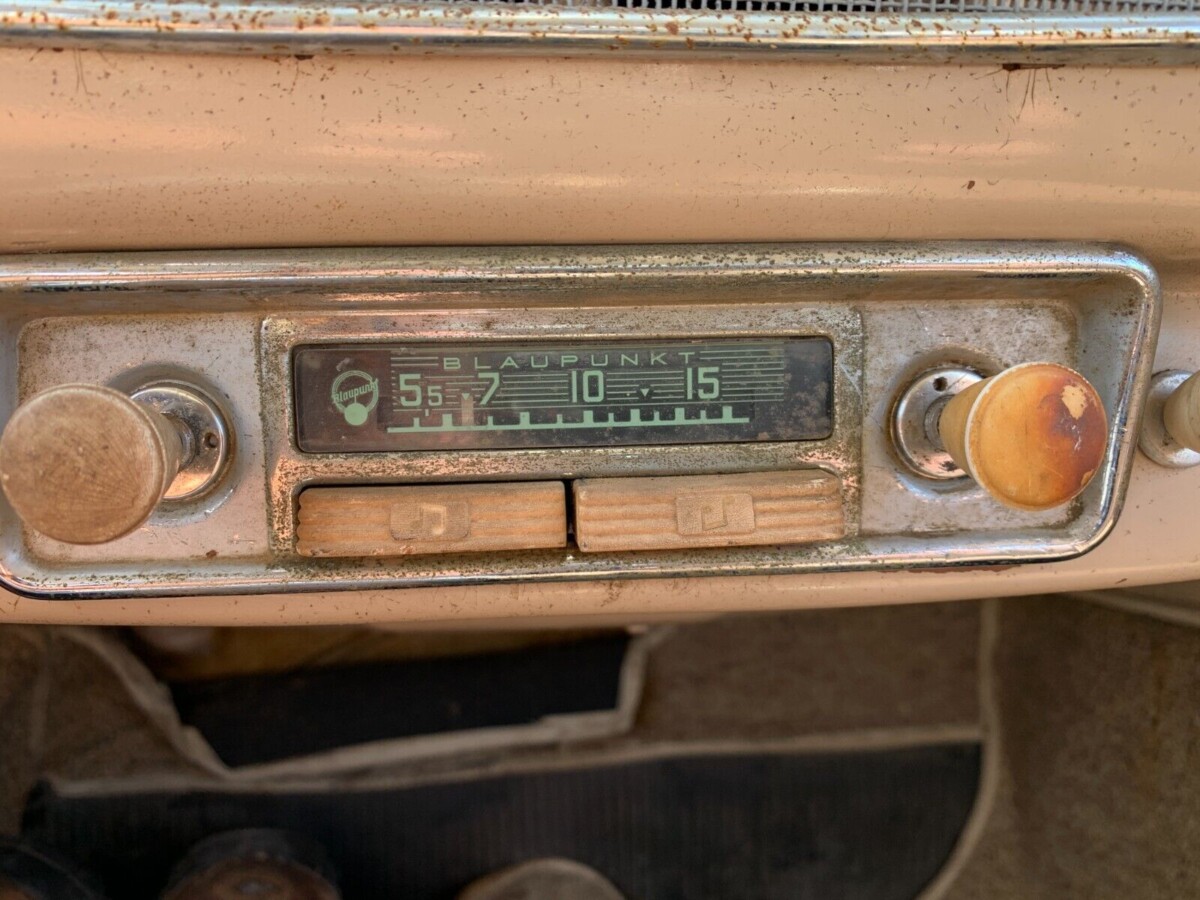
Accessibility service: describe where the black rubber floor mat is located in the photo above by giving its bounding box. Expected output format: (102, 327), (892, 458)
(168, 633), (631, 767)
(23, 743), (980, 900)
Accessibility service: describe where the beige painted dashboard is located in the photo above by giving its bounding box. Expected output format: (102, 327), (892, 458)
(1, 47), (1199, 623)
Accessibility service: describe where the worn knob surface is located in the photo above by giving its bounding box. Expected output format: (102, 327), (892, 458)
(0, 384), (186, 544)
(937, 362), (1108, 511)
(1163, 370), (1200, 452)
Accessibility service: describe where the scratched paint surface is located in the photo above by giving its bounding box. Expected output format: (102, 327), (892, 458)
(0, 51), (1199, 622)
(0, 52), (1198, 259)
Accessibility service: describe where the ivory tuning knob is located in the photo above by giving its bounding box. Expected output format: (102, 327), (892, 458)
(0, 384), (189, 544)
(1162, 371), (1200, 452)
(936, 362), (1108, 511)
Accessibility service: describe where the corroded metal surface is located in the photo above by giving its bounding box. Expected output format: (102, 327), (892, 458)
(892, 366), (982, 481)
(0, 1), (1198, 63)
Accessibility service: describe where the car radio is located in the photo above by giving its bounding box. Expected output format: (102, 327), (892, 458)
(0, 243), (1160, 598)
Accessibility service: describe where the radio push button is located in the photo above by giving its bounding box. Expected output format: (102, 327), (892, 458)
(572, 470), (844, 553)
(296, 482), (568, 557)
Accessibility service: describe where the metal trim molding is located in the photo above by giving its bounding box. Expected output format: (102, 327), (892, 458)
(0, 1), (1198, 64)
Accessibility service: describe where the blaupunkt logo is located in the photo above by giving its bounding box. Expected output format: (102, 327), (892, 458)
(330, 370), (379, 427)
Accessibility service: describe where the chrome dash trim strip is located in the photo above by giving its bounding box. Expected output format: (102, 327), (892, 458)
(0, 1), (1198, 64)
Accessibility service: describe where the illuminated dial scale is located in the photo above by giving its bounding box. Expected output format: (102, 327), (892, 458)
(294, 339), (835, 452)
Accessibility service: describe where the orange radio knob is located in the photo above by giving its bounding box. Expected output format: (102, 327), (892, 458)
(936, 363), (1108, 511)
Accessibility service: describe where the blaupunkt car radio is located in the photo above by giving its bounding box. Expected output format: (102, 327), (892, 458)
(0, 244), (1160, 597)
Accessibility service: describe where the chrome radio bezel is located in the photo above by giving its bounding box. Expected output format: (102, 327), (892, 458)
(0, 243), (1160, 598)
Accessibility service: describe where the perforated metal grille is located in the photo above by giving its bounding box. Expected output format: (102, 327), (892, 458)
(461, 0), (1199, 11)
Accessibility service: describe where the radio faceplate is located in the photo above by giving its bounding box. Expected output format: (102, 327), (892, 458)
(0, 244), (1159, 598)
(261, 303), (863, 568)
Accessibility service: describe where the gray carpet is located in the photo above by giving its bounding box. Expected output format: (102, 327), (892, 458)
(949, 594), (1200, 899)
(9, 593), (1200, 896)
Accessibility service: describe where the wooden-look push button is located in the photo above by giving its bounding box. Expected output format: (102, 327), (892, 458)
(937, 362), (1107, 511)
(0, 384), (188, 544)
(573, 470), (844, 553)
(296, 482), (567, 557)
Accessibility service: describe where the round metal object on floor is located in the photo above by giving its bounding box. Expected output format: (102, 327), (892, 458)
(458, 859), (625, 900)
(162, 830), (339, 900)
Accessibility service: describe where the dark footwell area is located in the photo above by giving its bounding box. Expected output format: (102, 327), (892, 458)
(11, 595), (1200, 898)
(24, 745), (980, 900)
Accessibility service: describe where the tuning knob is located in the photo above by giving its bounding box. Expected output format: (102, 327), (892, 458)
(1140, 370), (1200, 468)
(936, 363), (1108, 511)
(1162, 371), (1200, 452)
(0, 382), (228, 544)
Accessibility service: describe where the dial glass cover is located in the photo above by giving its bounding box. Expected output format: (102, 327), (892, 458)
(294, 338), (833, 452)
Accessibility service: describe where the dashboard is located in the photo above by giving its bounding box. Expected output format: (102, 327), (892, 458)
(0, 12), (1199, 624)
